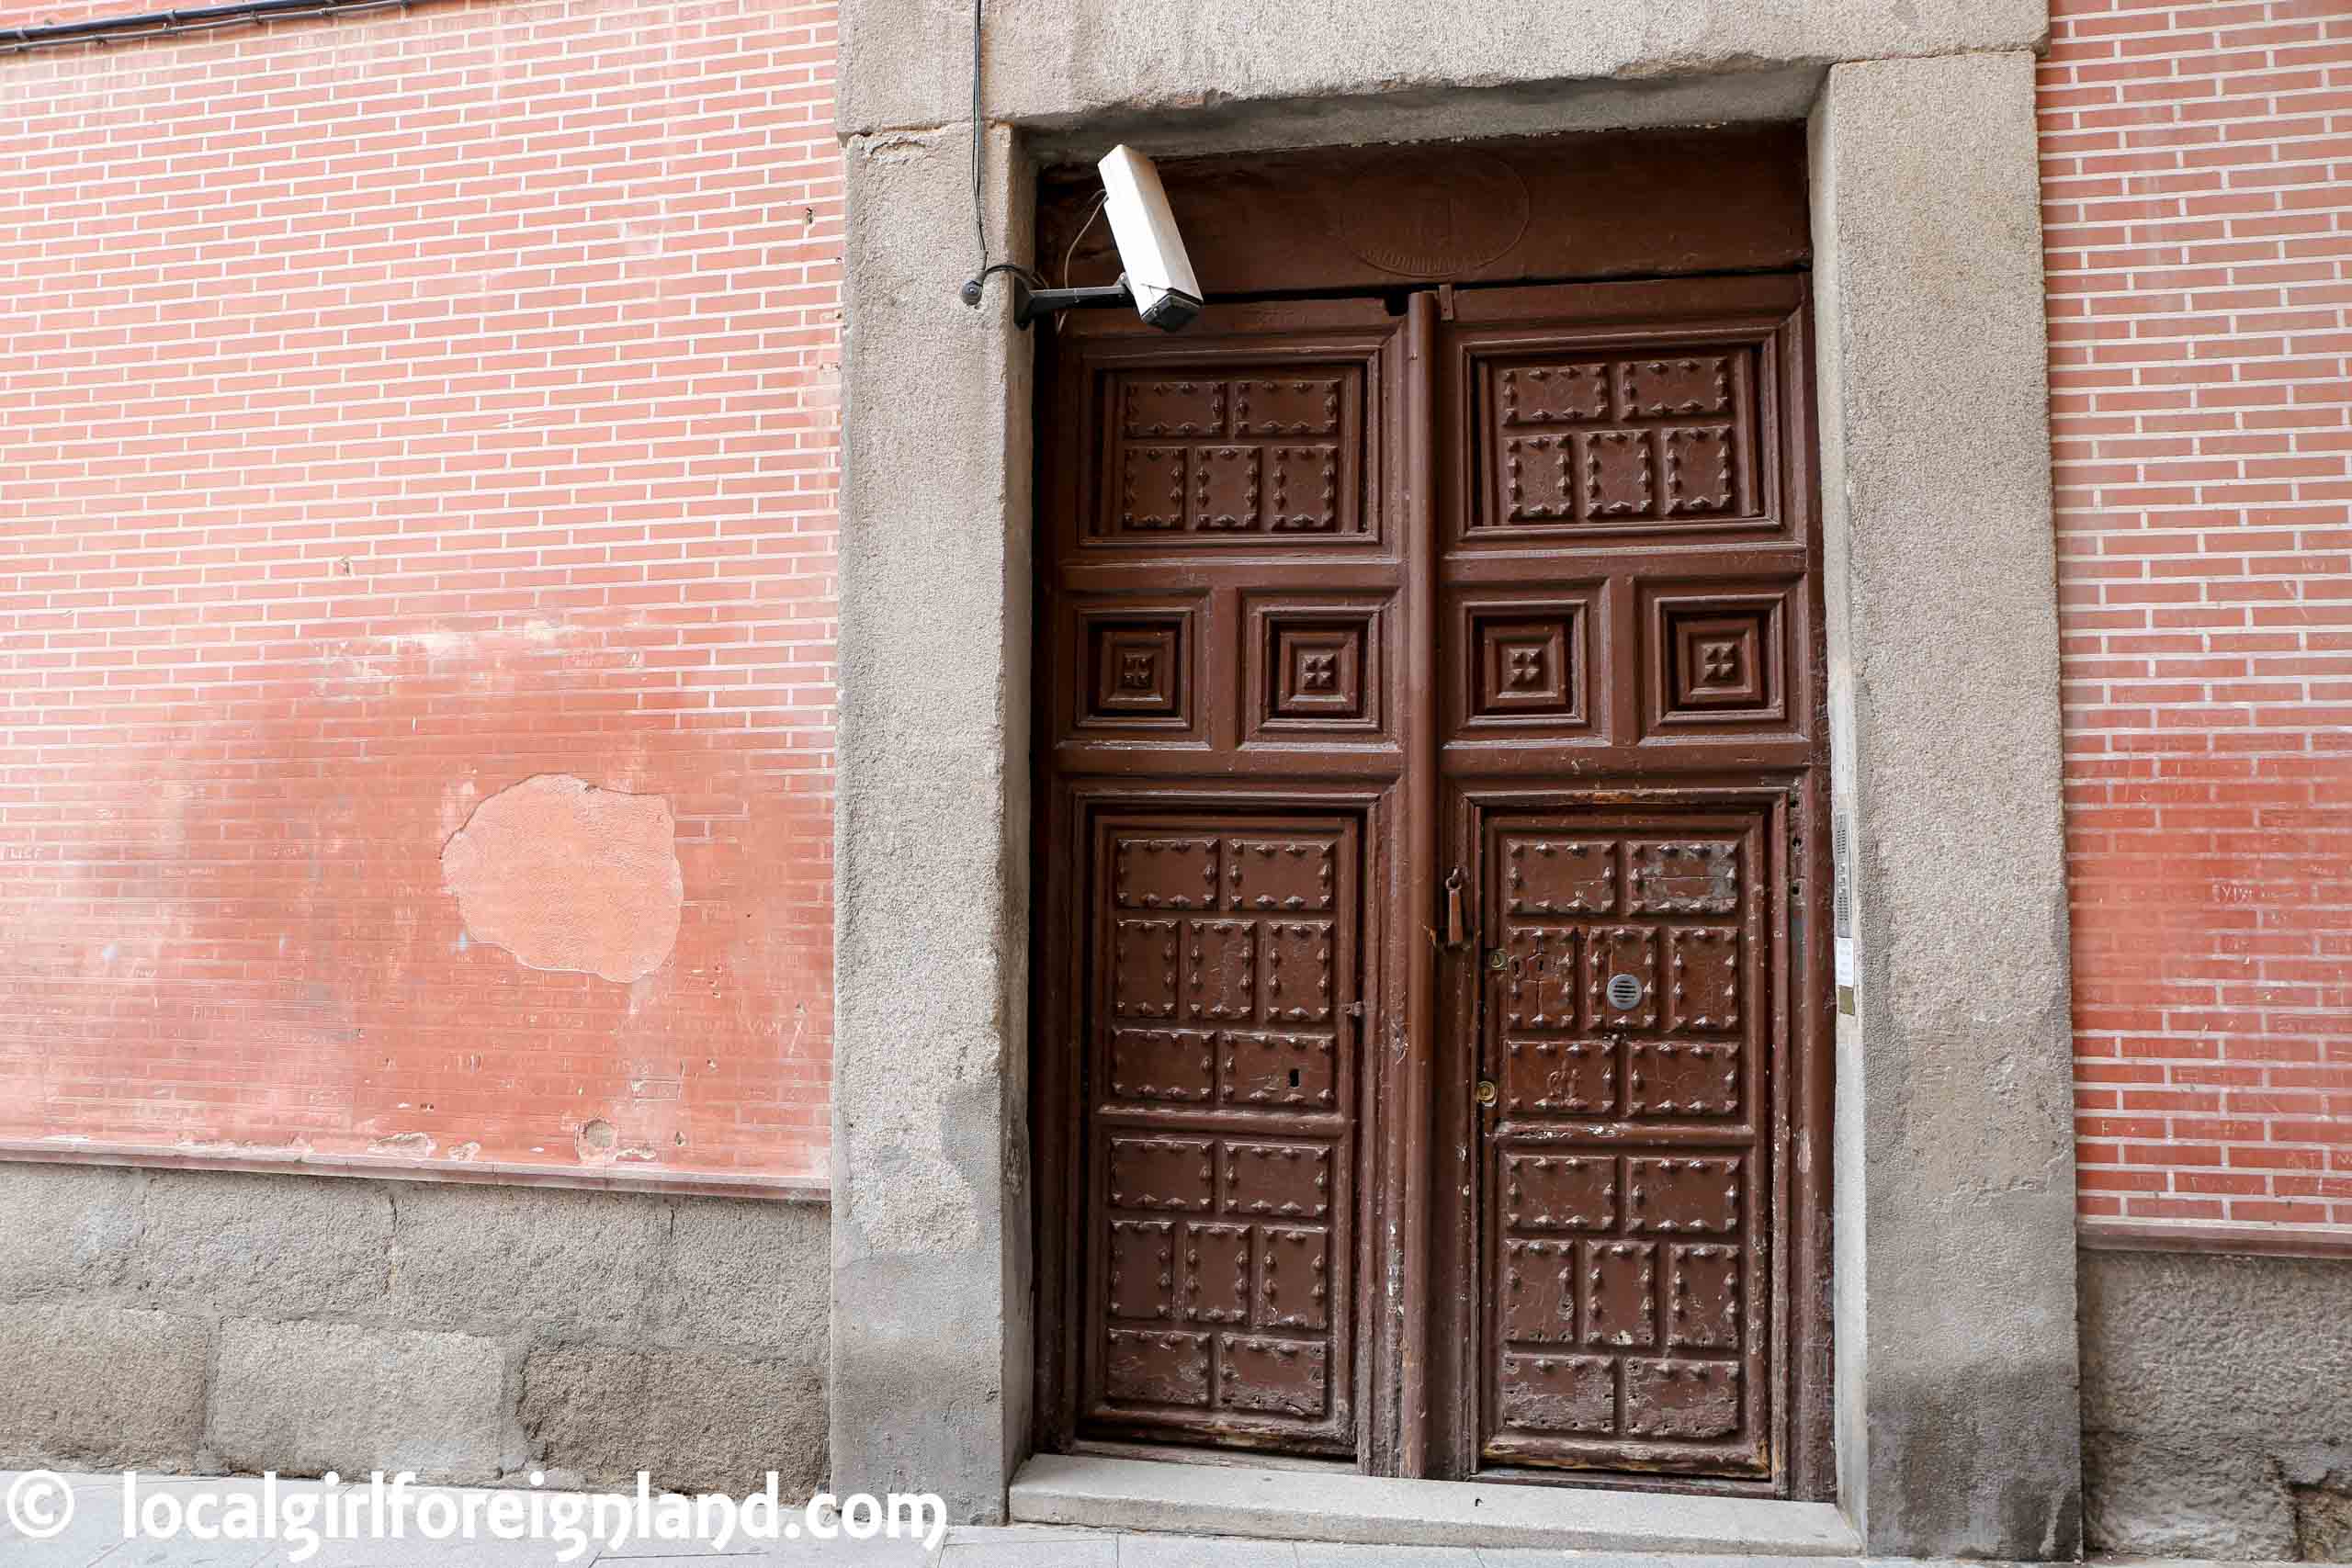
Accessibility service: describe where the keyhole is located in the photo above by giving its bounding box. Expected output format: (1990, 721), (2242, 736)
(1288, 1068), (1301, 1088)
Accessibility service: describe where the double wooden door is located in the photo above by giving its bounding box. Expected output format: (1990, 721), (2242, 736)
(1032, 275), (1831, 1495)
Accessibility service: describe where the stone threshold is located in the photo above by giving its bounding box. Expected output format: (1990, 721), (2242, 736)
(1010, 1453), (1863, 1553)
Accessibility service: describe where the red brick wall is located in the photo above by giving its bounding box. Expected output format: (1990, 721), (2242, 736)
(0, 0), (841, 1185)
(2041, 0), (2352, 1230)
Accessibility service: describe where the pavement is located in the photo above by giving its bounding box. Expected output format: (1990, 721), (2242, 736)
(0, 1472), (2269, 1568)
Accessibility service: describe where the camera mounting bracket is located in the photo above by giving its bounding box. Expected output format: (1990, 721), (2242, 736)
(1009, 275), (1136, 330)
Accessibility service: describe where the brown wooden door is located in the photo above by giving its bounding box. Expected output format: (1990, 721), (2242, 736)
(1033, 300), (1407, 1460)
(1465, 804), (1779, 1477)
(1424, 279), (1829, 1489)
(1034, 278), (1829, 1494)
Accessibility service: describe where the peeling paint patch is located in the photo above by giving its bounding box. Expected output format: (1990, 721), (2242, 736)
(387, 628), (468, 658)
(441, 774), (683, 984)
(369, 1132), (435, 1156)
(575, 1118), (617, 1162)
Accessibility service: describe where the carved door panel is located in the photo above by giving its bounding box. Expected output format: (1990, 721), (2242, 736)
(1080, 815), (1362, 1450)
(1475, 809), (1774, 1474)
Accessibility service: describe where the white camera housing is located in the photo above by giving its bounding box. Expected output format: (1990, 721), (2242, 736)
(1097, 145), (1203, 330)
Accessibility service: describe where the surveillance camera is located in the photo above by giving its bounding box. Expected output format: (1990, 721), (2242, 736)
(1096, 145), (1203, 331)
(983, 143), (1204, 330)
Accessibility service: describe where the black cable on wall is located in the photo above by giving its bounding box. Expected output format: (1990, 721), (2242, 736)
(6, 0), (416, 54)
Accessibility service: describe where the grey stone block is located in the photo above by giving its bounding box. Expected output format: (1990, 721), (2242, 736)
(207, 1317), (515, 1482)
(0, 1302), (209, 1468)
(837, 0), (2049, 140)
(657, 1197), (828, 1357)
(519, 1345), (826, 1498)
(135, 1168), (391, 1314)
(831, 118), (1035, 1526)
(0, 1162), (140, 1299)
(387, 1182), (664, 1337)
(2082, 1248), (2352, 1436)
(1810, 51), (2080, 1560)
(2080, 1248), (2352, 1558)
(2081, 1431), (2299, 1561)
(2293, 1457), (2352, 1562)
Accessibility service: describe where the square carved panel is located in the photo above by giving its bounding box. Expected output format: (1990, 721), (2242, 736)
(1663, 425), (1736, 516)
(1456, 593), (1595, 739)
(1498, 362), (1611, 426)
(1193, 446), (1263, 531)
(1479, 617), (1574, 716)
(1093, 364), (1372, 545)
(1095, 623), (1182, 717)
(1268, 446), (1340, 532)
(1245, 596), (1389, 742)
(1645, 588), (1792, 733)
(1471, 342), (1768, 541)
(1673, 615), (1766, 710)
(1273, 623), (1363, 720)
(1503, 435), (1575, 523)
(1233, 377), (1342, 436)
(1067, 597), (1202, 740)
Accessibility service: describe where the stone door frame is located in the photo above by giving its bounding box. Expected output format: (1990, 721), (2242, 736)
(831, 47), (2079, 1560)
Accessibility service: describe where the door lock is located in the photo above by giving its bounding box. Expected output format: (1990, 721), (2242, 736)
(1476, 1078), (1498, 1107)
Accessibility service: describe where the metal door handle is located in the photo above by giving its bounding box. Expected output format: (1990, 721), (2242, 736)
(1442, 867), (1467, 948)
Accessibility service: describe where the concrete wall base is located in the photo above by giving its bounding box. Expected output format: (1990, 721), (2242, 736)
(0, 1161), (828, 1494)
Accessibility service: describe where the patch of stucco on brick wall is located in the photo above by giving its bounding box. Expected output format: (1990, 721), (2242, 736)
(442, 775), (683, 985)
